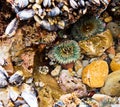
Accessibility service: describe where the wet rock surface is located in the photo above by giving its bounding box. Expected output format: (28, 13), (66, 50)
(0, 0), (120, 107)
(100, 70), (120, 96)
(82, 60), (109, 88)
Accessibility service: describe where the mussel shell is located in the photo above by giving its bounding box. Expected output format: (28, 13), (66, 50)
(5, 18), (19, 37)
(21, 84), (38, 107)
(0, 78), (8, 88)
(54, 100), (65, 107)
(9, 71), (24, 86)
(17, 9), (35, 20)
(0, 66), (8, 88)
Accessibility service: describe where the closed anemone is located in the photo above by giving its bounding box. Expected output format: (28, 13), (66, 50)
(71, 15), (105, 41)
(53, 40), (80, 64)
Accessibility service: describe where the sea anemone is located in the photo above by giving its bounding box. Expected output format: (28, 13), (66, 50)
(53, 40), (80, 64)
(71, 15), (105, 41)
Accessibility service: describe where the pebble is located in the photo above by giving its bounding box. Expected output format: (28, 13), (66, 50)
(59, 93), (81, 106)
(82, 60), (89, 67)
(38, 66), (49, 75)
(92, 94), (118, 106)
(49, 61), (55, 66)
(100, 70), (120, 96)
(26, 77), (33, 84)
(89, 58), (98, 63)
(106, 46), (116, 55)
(35, 81), (45, 87)
(59, 70), (87, 97)
(76, 68), (83, 77)
(74, 60), (83, 72)
(82, 60), (109, 88)
(39, 81), (45, 87)
(106, 22), (120, 38)
(51, 65), (61, 77)
(104, 16), (112, 23)
(108, 54), (115, 60)
(110, 53), (120, 71)
(92, 94), (113, 102)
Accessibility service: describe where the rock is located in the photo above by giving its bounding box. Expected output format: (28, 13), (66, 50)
(106, 46), (116, 55)
(106, 22), (120, 38)
(108, 54), (115, 60)
(74, 60), (83, 72)
(25, 77), (33, 84)
(51, 65), (61, 77)
(92, 94), (112, 102)
(82, 60), (109, 88)
(20, 48), (36, 74)
(76, 68), (83, 77)
(82, 60), (89, 67)
(100, 70), (120, 96)
(59, 93), (81, 106)
(59, 70), (87, 97)
(38, 86), (54, 107)
(33, 73), (64, 102)
(110, 53), (120, 71)
(79, 30), (113, 57)
(74, 60), (83, 77)
(92, 94), (118, 107)
(104, 16), (112, 23)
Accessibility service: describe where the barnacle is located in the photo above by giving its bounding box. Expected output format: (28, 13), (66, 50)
(39, 30), (57, 44)
(22, 24), (41, 46)
(71, 15), (105, 41)
(4, 0), (111, 37)
(53, 40), (80, 64)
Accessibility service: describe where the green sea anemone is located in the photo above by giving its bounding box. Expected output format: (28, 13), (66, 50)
(71, 15), (105, 41)
(53, 40), (80, 64)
